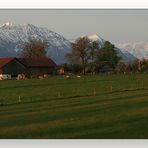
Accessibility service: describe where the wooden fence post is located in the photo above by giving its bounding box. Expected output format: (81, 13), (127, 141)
(110, 86), (113, 93)
(58, 92), (61, 98)
(18, 95), (21, 103)
(93, 88), (96, 96)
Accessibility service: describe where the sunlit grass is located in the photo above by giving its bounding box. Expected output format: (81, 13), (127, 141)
(0, 73), (148, 138)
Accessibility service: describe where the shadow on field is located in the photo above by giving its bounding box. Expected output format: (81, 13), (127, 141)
(0, 87), (148, 107)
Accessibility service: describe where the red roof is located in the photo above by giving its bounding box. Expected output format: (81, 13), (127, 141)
(0, 57), (57, 68)
(0, 58), (15, 68)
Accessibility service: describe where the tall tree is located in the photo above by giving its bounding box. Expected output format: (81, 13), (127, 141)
(19, 38), (48, 59)
(97, 41), (120, 69)
(66, 37), (90, 74)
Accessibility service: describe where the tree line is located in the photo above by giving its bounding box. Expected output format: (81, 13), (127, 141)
(117, 59), (148, 73)
(65, 36), (120, 74)
(19, 37), (148, 75)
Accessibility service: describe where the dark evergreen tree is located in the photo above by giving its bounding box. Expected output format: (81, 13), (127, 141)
(97, 41), (120, 69)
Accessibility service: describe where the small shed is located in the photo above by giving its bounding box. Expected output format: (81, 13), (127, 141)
(96, 61), (113, 73)
(58, 67), (65, 75)
(99, 64), (113, 72)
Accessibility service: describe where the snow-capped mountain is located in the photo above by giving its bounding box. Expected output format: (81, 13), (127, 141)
(0, 22), (71, 64)
(88, 34), (105, 48)
(87, 34), (136, 62)
(0, 22), (137, 64)
(117, 42), (148, 59)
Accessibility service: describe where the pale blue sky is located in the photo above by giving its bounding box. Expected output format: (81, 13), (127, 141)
(0, 9), (148, 44)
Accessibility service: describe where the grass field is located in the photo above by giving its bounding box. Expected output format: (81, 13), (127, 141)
(0, 73), (148, 139)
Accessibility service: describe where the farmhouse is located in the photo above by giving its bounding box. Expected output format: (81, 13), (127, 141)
(0, 57), (57, 79)
(18, 58), (57, 76)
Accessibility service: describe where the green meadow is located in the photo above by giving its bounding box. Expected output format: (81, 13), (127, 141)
(0, 73), (148, 138)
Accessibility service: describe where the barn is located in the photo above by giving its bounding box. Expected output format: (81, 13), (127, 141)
(18, 58), (57, 76)
(0, 57), (27, 79)
(0, 57), (57, 79)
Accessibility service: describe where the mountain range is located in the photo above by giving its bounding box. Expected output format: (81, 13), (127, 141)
(0, 22), (147, 64)
(0, 22), (71, 64)
(117, 42), (148, 60)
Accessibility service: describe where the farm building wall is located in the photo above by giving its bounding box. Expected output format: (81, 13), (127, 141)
(28, 67), (55, 76)
(2, 59), (27, 76)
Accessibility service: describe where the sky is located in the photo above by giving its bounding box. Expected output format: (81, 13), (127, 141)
(0, 9), (148, 44)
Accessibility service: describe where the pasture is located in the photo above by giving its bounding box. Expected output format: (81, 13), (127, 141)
(0, 73), (148, 138)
